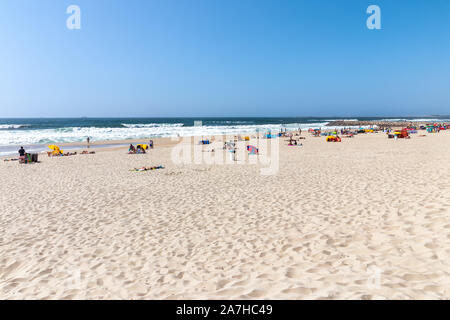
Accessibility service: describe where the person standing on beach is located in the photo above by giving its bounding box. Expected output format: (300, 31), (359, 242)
(87, 137), (90, 148)
(18, 146), (26, 163)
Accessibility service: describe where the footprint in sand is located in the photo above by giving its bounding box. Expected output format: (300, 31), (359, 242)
(246, 289), (267, 298)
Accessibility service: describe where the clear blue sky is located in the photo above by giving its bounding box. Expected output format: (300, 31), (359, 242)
(1, 0), (449, 117)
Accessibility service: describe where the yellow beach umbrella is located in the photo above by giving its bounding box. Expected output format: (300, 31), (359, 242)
(137, 144), (148, 150)
(48, 145), (63, 154)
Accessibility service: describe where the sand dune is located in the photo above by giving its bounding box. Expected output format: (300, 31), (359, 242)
(1, 131), (449, 299)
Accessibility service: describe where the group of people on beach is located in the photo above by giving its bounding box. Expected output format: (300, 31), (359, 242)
(17, 142), (95, 163)
(16, 136), (154, 161)
(288, 137), (302, 146)
(128, 140), (154, 154)
(17, 146), (39, 164)
(129, 144), (146, 154)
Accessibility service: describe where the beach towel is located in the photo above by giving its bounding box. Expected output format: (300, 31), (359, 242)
(247, 145), (259, 154)
(130, 165), (165, 172)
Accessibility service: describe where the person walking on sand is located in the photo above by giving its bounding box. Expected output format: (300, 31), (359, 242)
(87, 137), (90, 148)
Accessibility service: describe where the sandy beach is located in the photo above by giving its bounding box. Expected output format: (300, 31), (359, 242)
(1, 130), (450, 299)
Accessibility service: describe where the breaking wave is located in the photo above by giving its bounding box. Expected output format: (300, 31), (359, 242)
(0, 122), (330, 146)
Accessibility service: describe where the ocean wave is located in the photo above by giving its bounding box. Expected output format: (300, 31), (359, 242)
(324, 119), (359, 122)
(121, 123), (184, 128)
(0, 124), (30, 130)
(0, 122), (333, 146)
(207, 120), (253, 125)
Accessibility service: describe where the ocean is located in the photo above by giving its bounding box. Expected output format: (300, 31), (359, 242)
(1, 116), (448, 156)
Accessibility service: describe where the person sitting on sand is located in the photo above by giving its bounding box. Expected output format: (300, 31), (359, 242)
(18, 146), (26, 163)
(136, 145), (146, 154)
(129, 144), (136, 153)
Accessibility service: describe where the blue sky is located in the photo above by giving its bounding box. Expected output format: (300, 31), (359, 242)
(0, 0), (449, 117)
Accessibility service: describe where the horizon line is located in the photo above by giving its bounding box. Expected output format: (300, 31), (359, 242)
(0, 115), (449, 119)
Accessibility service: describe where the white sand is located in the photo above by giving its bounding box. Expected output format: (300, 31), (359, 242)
(1, 131), (450, 299)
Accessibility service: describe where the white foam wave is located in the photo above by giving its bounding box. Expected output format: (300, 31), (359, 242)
(0, 124), (29, 129)
(121, 123), (184, 128)
(0, 122), (334, 146)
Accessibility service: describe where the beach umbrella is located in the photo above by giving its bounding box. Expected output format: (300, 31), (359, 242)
(137, 144), (148, 150)
(48, 145), (63, 153)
